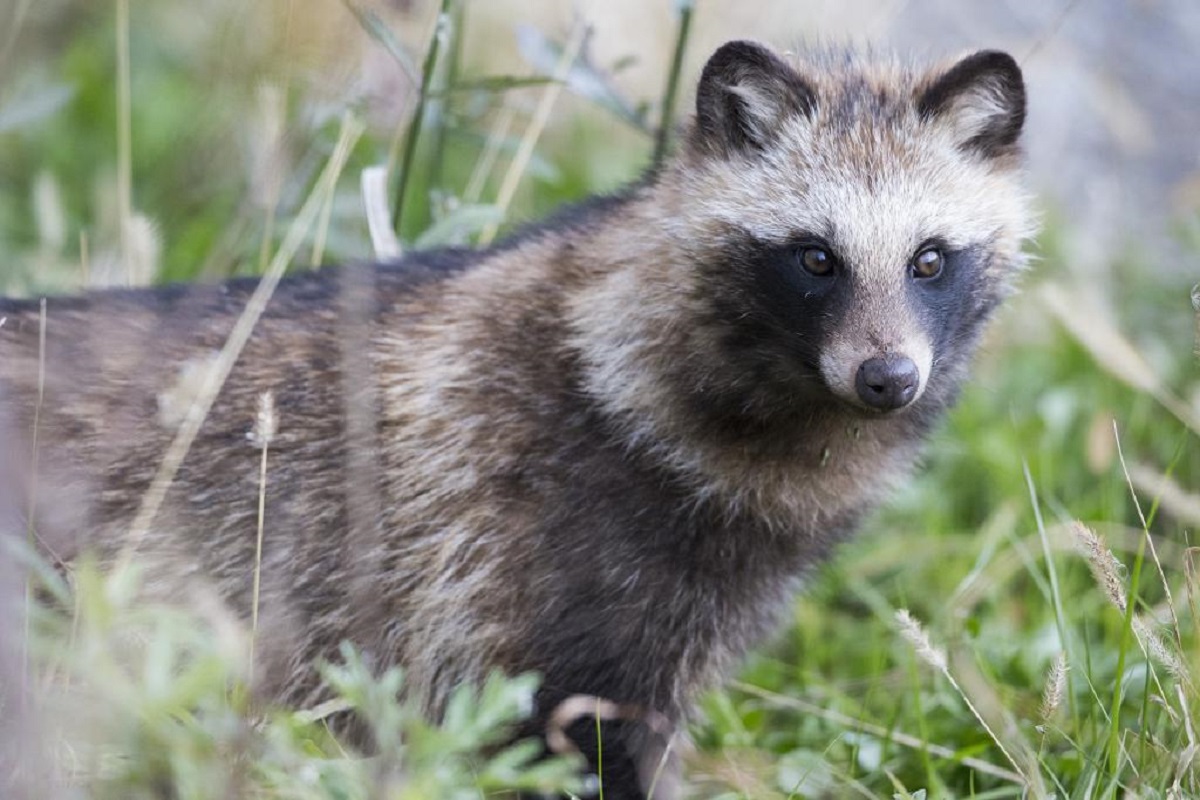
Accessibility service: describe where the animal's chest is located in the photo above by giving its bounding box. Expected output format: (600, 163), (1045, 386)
(517, 445), (860, 715)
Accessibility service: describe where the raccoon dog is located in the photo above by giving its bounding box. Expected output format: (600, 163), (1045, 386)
(0, 41), (1034, 798)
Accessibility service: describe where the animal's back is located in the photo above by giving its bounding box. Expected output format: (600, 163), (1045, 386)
(0, 257), (473, 698)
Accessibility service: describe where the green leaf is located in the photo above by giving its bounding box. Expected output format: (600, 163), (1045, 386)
(414, 203), (503, 248)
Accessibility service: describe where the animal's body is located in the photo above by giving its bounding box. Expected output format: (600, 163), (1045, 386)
(0, 42), (1034, 797)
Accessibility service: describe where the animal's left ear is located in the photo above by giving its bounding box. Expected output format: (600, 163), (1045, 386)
(917, 50), (1025, 158)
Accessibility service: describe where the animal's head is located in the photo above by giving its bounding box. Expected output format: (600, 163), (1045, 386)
(662, 42), (1035, 421)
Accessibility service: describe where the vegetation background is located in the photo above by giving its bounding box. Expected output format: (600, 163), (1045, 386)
(1, 0), (1198, 797)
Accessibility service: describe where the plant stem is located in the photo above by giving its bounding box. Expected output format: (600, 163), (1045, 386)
(427, 0), (463, 202)
(21, 299), (46, 703)
(116, 0), (133, 282)
(1107, 532), (1146, 780)
(652, 1), (693, 168)
(392, 0), (453, 236)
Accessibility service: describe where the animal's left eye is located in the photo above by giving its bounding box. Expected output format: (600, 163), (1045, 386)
(798, 246), (836, 277)
(911, 247), (944, 279)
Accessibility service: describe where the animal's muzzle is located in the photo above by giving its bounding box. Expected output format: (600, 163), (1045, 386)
(855, 355), (919, 411)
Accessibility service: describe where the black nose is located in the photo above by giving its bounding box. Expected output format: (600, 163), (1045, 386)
(855, 356), (919, 411)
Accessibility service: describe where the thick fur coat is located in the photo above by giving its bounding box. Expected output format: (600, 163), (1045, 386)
(0, 42), (1035, 797)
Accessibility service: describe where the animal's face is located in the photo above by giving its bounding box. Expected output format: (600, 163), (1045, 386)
(669, 43), (1035, 419)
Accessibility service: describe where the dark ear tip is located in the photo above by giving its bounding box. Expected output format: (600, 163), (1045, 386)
(918, 48), (1026, 123)
(702, 40), (783, 75)
(948, 50), (1025, 98)
(963, 49), (1024, 90)
(965, 49), (1021, 73)
(708, 39), (777, 59)
(916, 48), (1026, 156)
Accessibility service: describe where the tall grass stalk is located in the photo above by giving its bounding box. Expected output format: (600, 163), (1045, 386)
(1024, 461), (1075, 720)
(21, 299), (46, 699)
(79, 230), (90, 283)
(249, 391), (276, 682)
(595, 702), (605, 800)
(652, 0), (694, 168)
(391, 0), (453, 234)
(1089, 515), (1148, 778)
(114, 114), (364, 572)
(310, 175), (337, 268)
(116, 0), (133, 283)
(644, 732), (676, 800)
(1113, 422), (1182, 648)
(427, 0), (464, 199)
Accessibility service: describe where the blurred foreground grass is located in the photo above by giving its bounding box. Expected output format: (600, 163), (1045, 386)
(2, 1), (1199, 797)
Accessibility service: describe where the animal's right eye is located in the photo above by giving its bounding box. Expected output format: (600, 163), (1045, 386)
(798, 246), (835, 277)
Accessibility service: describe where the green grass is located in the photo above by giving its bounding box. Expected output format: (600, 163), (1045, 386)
(2, 2), (1198, 797)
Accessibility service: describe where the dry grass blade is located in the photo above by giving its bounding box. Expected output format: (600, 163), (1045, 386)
(478, 21), (587, 246)
(114, 114), (364, 572)
(1113, 423), (1183, 652)
(895, 610), (1047, 797)
(21, 300), (46, 696)
(644, 731), (678, 800)
(116, 0), (132, 283)
(293, 697), (355, 725)
(1041, 283), (1200, 434)
(248, 391), (276, 681)
(463, 105), (515, 205)
(953, 650), (1047, 794)
(1040, 283), (1159, 394)
(732, 681), (1025, 784)
(1127, 462), (1200, 529)
(361, 165), (402, 260)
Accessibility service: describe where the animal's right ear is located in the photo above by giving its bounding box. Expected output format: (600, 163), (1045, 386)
(691, 40), (815, 158)
(917, 50), (1025, 158)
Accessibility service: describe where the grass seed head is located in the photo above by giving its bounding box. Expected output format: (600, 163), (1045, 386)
(1071, 522), (1127, 613)
(895, 609), (947, 673)
(1040, 652), (1069, 723)
(249, 391), (278, 449)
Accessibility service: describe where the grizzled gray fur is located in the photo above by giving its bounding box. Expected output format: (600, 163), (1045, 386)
(0, 41), (1035, 798)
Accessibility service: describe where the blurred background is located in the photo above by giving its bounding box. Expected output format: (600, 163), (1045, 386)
(2, 1), (1199, 797)
(4, 0), (1200, 288)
